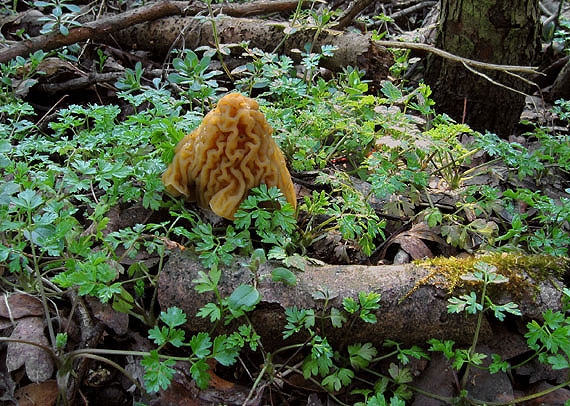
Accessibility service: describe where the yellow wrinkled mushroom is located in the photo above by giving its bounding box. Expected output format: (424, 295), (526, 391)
(161, 93), (297, 220)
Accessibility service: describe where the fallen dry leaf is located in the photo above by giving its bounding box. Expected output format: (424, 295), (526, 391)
(0, 369), (17, 404)
(0, 317), (12, 329)
(6, 317), (54, 383)
(14, 380), (58, 406)
(393, 234), (433, 259)
(86, 296), (129, 336)
(0, 293), (43, 319)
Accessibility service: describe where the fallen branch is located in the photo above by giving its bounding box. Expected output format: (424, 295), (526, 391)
(1, 3), (541, 88)
(0, 0), (306, 64)
(0, 1), (181, 64)
(389, 1), (437, 20)
(111, 14), (539, 77)
(37, 72), (122, 94)
(334, 0), (386, 30)
(374, 40), (540, 74)
(158, 250), (562, 350)
(192, 0), (308, 17)
(112, 15), (394, 82)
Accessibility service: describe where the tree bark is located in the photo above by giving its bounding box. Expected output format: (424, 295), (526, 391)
(158, 250), (562, 351)
(424, 0), (541, 137)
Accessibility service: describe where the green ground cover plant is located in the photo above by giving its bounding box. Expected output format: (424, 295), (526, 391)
(1, 3), (570, 402)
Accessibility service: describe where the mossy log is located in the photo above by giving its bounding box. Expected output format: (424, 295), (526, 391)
(158, 250), (563, 351)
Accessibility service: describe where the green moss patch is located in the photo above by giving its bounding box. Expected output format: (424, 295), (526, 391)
(412, 253), (570, 298)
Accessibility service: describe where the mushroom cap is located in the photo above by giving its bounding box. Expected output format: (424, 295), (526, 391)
(162, 93), (297, 219)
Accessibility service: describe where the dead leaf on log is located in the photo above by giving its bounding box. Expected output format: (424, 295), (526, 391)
(36, 56), (85, 77)
(375, 135), (403, 149)
(392, 233), (434, 259)
(6, 317), (54, 383)
(0, 293), (43, 319)
(14, 380), (58, 406)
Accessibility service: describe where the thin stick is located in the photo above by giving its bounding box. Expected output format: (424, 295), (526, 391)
(375, 40), (540, 74)
(461, 61), (532, 98)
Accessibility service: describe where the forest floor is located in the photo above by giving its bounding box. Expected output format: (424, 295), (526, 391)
(1, 1), (570, 405)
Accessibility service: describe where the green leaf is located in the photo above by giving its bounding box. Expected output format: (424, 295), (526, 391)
(141, 350), (176, 392)
(489, 302), (522, 321)
(228, 284), (260, 310)
(343, 297), (359, 314)
(169, 329), (186, 348)
(425, 207), (442, 227)
(470, 351), (487, 365)
(387, 363), (412, 384)
(193, 267), (221, 293)
(0, 182), (19, 206)
(160, 307), (187, 329)
(13, 189), (43, 211)
(148, 326), (169, 346)
(349, 342), (377, 369)
(398, 345), (429, 365)
(190, 359), (210, 389)
(330, 307), (346, 328)
(447, 292), (482, 314)
(212, 335), (239, 366)
(489, 354), (509, 373)
(197, 302), (221, 322)
(190, 332), (212, 358)
(271, 267), (297, 286)
(389, 395), (405, 406)
(322, 373), (342, 392)
(283, 307), (315, 338)
(359, 309), (377, 324)
(380, 81), (403, 101)
(367, 394), (387, 406)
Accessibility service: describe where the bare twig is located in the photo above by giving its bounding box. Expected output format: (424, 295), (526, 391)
(334, 0), (389, 30)
(37, 72), (122, 94)
(195, 0), (308, 17)
(389, 1), (436, 20)
(375, 40), (540, 74)
(461, 61), (530, 98)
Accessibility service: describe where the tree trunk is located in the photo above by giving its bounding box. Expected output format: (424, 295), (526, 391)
(424, 0), (540, 137)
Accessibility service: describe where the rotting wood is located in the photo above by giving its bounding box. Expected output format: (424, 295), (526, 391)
(158, 249), (562, 351)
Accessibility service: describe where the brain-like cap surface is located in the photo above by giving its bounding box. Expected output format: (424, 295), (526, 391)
(162, 93), (297, 219)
